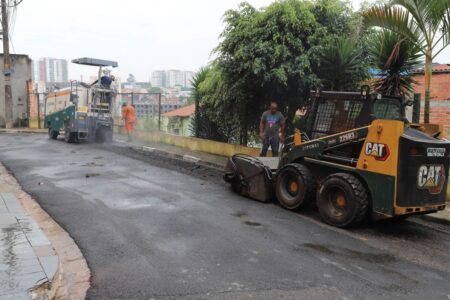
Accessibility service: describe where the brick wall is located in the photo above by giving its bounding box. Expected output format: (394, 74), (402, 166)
(413, 72), (450, 101)
(412, 66), (450, 136)
(419, 101), (450, 136)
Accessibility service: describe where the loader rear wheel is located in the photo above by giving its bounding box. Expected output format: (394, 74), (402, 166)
(276, 163), (315, 210)
(317, 173), (369, 228)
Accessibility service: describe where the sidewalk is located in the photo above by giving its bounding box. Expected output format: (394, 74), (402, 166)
(0, 178), (58, 299)
(0, 162), (90, 300)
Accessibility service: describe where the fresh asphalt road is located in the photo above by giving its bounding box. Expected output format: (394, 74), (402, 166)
(0, 133), (449, 299)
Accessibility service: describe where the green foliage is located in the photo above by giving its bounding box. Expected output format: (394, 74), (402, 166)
(195, 0), (378, 145)
(368, 30), (422, 96)
(149, 87), (162, 94)
(363, 0), (450, 122)
(190, 67), (238, 141)
(317, 36), (366, 90)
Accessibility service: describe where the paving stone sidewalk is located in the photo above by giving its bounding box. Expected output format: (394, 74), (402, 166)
(0, 179), (58, 299)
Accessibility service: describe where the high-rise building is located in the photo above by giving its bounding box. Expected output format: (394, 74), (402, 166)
(151, 70), (195, 88)
(183, 71), (194, 88)
(32, 57), (68, 83)
(151, 70), (167, 88)
(167, 70), (185, 87)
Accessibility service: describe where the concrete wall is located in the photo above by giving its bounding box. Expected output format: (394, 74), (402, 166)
(115, 124), (264, 157)
(0, 54), (32, 127)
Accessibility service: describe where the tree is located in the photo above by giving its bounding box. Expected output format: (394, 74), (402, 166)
(215, 0), (332, 143)
(149, 87), (162, 94)
(317, 36), (366, 90)
(368, 30), (422, 96)
(191, 67), (210, 138)
(363, 0), (450, 122)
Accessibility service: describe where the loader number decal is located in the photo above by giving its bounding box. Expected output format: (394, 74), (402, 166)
(417, 164), (446, 194)
(365, 142), (390, 161)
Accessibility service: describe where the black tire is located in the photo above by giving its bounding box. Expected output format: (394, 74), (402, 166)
(48, 128), (58, 140)
(317, 173), (369, 228)
(64, 127), (77, 143)
(95, 126), (113, 143)
(276, 163), (315, 210)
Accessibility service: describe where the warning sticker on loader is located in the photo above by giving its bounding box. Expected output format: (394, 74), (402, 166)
(365, 142), (390, 161)
(417, 164), (446, 194)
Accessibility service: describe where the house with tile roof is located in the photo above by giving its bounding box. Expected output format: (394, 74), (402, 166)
(161, 104), (195, 136)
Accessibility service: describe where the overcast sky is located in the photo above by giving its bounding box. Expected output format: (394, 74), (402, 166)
(10, 0), (450, 82)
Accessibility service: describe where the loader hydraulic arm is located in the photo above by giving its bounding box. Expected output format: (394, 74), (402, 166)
(280, 127), (369, 167)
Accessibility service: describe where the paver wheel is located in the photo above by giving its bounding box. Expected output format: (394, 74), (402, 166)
(64, 127), (78, 143)
(95, 126), (113, 143)
(317, 173), (369, 228)
(48, 128), (59, 140)
(276, 163), (315, 210)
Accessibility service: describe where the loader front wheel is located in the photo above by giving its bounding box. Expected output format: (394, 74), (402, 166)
(317, 173), (369, 228)
(276, 163), (315, 210)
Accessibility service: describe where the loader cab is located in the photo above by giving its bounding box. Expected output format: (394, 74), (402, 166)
(372, 95), (405, 121)
(305, 90), (406, 140)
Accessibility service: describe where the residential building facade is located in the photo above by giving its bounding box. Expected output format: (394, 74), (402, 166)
(0, 54), (32, 127)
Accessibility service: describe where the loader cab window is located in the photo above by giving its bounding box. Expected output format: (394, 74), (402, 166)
(373, 98), (402, 120)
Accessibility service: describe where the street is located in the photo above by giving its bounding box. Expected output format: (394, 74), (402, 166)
(0, 133), (449, 299)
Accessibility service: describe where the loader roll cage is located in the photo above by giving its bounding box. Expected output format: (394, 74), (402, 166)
(305, 90), (404, 140)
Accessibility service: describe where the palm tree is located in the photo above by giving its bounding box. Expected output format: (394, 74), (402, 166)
(318, 37), (364, 91)
(190, 67), (209, 137)
(363, 0), (450, 123)
(368, 30), (422, 96)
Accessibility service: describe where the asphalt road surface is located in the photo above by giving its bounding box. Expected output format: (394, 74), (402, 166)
(0, 133), (449, 299)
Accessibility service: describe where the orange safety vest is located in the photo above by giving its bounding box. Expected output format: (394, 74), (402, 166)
(122, 105), (136, 123)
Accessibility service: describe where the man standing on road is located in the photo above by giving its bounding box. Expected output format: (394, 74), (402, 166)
(260, 101), (286, 157)
(122, 103), (136, 142)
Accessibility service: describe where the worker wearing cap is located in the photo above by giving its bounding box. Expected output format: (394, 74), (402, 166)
(122, 103), (136, 142)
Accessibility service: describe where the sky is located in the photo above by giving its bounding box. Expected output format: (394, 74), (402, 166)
(10, 0), (450, 82)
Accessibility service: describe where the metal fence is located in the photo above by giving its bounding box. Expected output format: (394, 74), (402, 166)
(27, 91), (184, 131)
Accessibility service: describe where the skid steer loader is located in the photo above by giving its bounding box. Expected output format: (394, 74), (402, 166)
(224, 89), (449, 227)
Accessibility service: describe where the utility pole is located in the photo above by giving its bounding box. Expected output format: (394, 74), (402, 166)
(1, 0), (13, 128)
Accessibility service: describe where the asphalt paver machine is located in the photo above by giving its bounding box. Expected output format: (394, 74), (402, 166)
(44, 58), (118, 143)
(224, 89), (449, 227)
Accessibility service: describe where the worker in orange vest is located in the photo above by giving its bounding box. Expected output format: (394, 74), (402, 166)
(122, 103), (136, 142)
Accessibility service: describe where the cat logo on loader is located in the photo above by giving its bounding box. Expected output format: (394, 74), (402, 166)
(417, 165), (446, 194)
(365, 142), (390, 161)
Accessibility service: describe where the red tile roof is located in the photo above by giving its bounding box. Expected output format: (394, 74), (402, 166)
(163, 104), (195, 117)
(412, 63), (450, 74)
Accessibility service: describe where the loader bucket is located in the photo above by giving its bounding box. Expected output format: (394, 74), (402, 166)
(223, 154), (275, 202)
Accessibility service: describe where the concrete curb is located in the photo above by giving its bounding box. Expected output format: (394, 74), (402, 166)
(0, 129), (47, 134)
(419, 213), (450, 226)
(131, 144), (225, 171)
(0, 164), (91, 299)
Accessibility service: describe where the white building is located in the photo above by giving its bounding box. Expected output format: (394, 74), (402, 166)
(184, 71), (194, 88)
(32, 57), (68, 83)
(151, 70), (195, 88)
